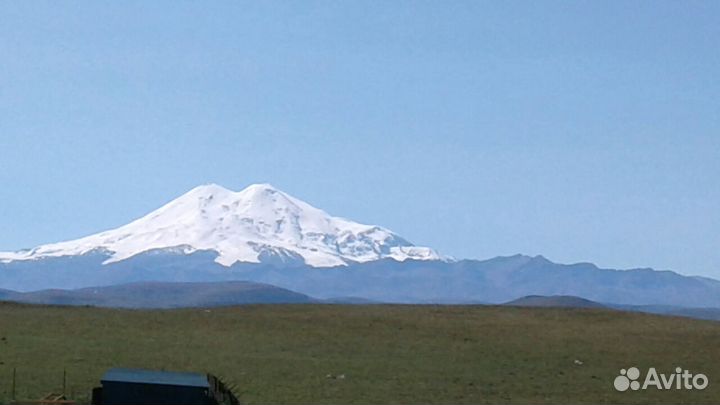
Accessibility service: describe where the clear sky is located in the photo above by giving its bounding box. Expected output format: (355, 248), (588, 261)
(1, 1), (718, 278)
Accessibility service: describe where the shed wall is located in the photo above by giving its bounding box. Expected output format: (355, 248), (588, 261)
(101, 381), (211, 405)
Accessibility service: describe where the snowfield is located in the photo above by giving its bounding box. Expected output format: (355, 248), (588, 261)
(0, 183), (443, 267)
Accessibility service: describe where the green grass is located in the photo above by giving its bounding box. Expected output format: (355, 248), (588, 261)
(0, 302), (718, 404)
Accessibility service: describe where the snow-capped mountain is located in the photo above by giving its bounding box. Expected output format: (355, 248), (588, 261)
(2, 184), (720, 309)
(0, 183), (442, 267)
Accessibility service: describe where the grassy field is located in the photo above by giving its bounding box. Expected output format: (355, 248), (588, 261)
(0, 303), (718, 404)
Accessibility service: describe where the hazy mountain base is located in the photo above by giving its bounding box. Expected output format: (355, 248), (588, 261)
(2, 250), (719, 307)
(1, 282), (719, 323)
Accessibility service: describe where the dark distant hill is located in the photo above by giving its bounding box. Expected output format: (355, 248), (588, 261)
(505, 295), (606, 308)
(609, 304), (720, 322)
(321, 296), (380, 304)
(503, 294), (720, 322)
(0, 281), (314, 308)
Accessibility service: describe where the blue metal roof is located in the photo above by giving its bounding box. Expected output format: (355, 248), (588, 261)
(101, 368), (209, 388)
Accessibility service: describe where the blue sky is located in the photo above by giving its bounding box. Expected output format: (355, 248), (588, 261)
(1, 1), (719, 277)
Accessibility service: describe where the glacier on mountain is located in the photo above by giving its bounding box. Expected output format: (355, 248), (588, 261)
(0, 183), (443, 267)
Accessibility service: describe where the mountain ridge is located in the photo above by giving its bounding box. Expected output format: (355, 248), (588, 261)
(2, 249), (718, 307)
(1, 184), (719, 309)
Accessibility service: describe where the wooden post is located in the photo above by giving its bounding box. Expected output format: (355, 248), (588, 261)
(12, 367), (16, 401)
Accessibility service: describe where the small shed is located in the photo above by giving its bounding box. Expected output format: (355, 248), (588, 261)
(92, 368), (213, 405)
